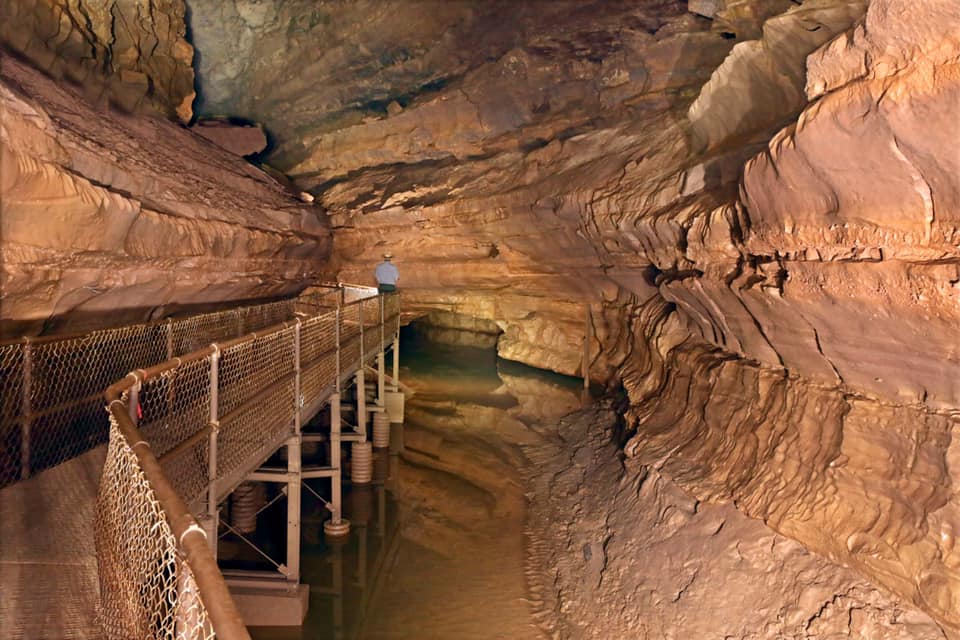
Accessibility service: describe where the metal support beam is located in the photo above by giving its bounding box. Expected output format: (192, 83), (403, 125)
(377, 350), (386, 407)
(329, 393), (346, 529)
(286, 435), (301, 584)
(246, 471), (293, 483)
(391, 334), (400, 392)
(355, 370), (367, 443)
(301, 467), (337, 479)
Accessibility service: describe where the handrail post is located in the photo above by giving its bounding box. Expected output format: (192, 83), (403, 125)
(356, 369), (367, 442)
(377, 350), (385, 408)
(335, 308), (341, 392)
(294, 320), (302, 433)
(166, 318), (174, 360)
(20, 340), (32, 480)
(359, 299), (365, 361)
(392, 297), (400, 392)
(206, 347), (220, 553)
(128, 378), (140, 427)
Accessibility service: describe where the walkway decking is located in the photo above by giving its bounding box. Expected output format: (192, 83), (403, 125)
(0, 445), (104, 639)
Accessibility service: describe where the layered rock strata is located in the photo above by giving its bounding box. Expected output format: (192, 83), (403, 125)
(0, 55), (329, 337)
(610, 0), (960, 629)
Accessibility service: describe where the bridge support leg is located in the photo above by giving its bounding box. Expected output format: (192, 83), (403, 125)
(385, 332), (405, 425)
(355, 369), (367, 441)
(324, 394), (350, 537)
(391, 335), (400, 392)
(286, 434), (301, 583)
(377, 350), (386, 406)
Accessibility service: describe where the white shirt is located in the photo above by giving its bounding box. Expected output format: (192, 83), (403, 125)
(374, 261), (399, 285)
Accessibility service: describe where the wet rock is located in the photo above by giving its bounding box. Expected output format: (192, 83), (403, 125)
(3, 0), (960, 633)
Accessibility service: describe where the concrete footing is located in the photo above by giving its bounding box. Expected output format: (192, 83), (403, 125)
(323, 518), (351, 538)
(228, 578), (309, 626)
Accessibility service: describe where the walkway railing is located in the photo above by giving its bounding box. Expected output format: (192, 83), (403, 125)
(0, 292), (340, 486)
(98, 287), (400, 639)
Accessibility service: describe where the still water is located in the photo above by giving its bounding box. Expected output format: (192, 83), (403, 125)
(250, 326), (583, 639)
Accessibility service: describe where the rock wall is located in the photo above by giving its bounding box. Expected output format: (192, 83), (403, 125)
(0, 0), (196, 121)
(609, 0), (960, 631)
(0, 55), (329, 337)
(526, 403), (949, 639)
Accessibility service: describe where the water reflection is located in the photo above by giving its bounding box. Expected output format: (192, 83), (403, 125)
(253, 325), (583, 639)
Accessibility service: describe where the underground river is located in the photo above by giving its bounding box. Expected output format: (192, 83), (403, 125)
(248, 323), (585, 639)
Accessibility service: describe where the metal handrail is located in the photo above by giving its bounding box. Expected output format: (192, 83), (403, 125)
(97, 286), (400, 639)
(1, 289), (342, 483)
(104, 394), (250, 639)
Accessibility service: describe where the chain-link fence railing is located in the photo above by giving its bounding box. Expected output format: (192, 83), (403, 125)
(339, 301), (362, 375)
(215, 325), (297, 496)
(97, 396), (243, 640)
(0, 342), (25, 486)
(93, 288), (399, 639)
(0, 293), (334, 488)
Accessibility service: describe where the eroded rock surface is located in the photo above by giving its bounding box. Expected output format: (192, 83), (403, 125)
(0, 55), (329, 337)
(525, 403), (949, 640)
(0, 0), (196, 121)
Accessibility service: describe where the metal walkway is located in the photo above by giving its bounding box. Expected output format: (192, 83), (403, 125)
(0, 285), (402, 639)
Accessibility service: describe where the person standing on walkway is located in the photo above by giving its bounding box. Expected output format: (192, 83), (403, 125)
(375, 253), (399, 293)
